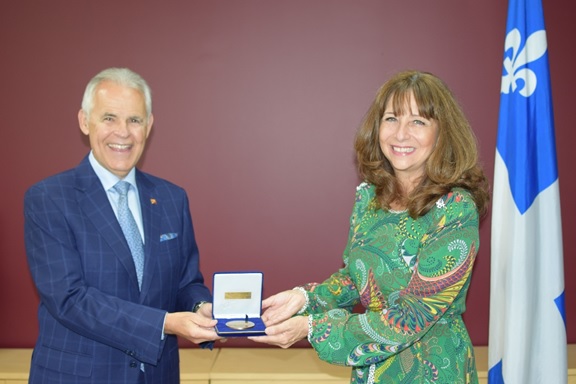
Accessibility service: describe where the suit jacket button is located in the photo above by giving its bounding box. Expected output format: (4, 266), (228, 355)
(130, 361), (138, 368)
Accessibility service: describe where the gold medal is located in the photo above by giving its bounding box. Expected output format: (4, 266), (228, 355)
(226, 319), (255, 330)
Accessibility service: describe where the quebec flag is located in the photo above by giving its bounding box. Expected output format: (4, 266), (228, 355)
(488, 0), (566, 383)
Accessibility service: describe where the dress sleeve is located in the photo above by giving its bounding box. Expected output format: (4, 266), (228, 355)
(306, 189), (480, 367)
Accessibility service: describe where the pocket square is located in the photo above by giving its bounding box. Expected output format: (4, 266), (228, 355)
(160, 233), (178, 242)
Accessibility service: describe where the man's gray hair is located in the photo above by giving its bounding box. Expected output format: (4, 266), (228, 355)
(81, 67), (152, 118)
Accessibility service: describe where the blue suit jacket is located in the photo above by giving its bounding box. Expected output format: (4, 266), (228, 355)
(24, 156), (212, 384)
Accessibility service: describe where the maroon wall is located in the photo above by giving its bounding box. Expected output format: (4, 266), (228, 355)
(1, 1), (574, 348)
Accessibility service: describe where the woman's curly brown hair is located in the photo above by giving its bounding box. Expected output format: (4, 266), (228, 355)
(354, 70), (490, 218)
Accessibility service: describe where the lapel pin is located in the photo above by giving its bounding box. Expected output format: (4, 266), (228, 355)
(150, 198), (157, 205)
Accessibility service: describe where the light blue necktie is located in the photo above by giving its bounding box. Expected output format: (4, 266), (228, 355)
(113, 181), (144, 290)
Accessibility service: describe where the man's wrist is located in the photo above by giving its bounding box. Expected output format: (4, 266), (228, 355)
(192, 301), (209, 313)
(161, 313), (167, 340)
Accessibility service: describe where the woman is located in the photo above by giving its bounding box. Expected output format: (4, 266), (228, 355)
(249, 70), (490, 383)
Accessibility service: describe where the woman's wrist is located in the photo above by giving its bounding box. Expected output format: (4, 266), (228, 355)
(306, 314), (313, 344)
(292, 286), (309, 315)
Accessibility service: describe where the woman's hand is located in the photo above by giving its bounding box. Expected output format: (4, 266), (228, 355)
(248, 315), (308, 348)
(260, 289), (307, 327)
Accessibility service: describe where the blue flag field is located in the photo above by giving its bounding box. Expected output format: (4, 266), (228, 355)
(488, 0), (566, 383)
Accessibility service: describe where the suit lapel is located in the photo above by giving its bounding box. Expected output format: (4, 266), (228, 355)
(74, 157), (141, 290)
(136, 171), (161, 298)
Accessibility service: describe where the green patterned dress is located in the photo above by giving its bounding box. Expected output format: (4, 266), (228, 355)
(302, 182), (479, 383)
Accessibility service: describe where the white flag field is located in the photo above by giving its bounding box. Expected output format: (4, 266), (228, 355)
(488, 0), (566, 383)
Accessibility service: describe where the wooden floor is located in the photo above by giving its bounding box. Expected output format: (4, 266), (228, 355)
(0, 346), (574, 383)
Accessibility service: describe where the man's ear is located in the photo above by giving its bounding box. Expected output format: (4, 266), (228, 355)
(145, 113), (154, 138)
(78, 109), (89, 135)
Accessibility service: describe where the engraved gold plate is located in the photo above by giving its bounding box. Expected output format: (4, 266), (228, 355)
(225, 292), (252, 300)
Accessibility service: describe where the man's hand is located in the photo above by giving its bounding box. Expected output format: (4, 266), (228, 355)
(164, 304), (224, 344)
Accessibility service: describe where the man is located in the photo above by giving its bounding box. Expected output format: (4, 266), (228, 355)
(24, 67), (222, 383)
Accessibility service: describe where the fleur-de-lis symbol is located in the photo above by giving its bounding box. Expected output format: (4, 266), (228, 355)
(501, 28), (547, 97)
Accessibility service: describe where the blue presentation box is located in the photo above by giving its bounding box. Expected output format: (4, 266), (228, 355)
(212, 271), (266, 337)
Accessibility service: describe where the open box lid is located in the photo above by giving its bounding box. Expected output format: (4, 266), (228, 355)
(212, 272), (263, 319)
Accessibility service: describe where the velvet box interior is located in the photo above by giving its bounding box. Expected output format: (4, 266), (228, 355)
(212, 271), (266, 337)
